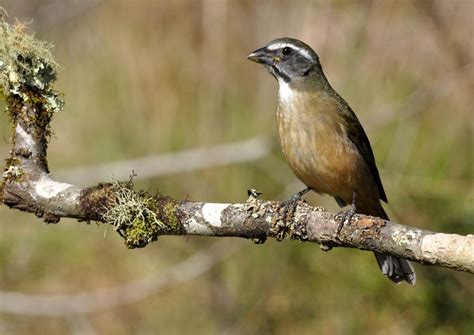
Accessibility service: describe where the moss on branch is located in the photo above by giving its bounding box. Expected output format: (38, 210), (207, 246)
(100, 181), (184, 248)
(0, 9), (64, 178)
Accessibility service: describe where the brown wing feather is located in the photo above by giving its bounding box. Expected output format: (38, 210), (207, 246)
(338, 101), (388, 203)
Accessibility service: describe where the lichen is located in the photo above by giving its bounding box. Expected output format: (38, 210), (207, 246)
(101, 182), (163, 248)
(0, 9), (64, 182)
(101, 182), (183, 248)
(244, 189), (270, 243)
(0, 9), (64, 136)
(392, 227), (422, 248)
(2, 165), (23, 181)
(270, 200), (309, 242)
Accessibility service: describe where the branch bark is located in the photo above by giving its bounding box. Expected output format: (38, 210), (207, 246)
(0, 14), (473, 276)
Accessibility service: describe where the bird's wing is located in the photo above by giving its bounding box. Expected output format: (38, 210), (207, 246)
(341, 105), (388, 203)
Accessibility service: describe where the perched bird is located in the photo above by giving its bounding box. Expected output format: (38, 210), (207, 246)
(247, 37), (415, 284)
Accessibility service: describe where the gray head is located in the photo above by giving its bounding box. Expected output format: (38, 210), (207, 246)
(247, 37), (322, 83)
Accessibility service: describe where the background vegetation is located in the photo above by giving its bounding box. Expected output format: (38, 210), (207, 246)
(0, 0), (472, 334)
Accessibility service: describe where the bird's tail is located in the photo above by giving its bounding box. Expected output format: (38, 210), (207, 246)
(373, 207), (416, 285)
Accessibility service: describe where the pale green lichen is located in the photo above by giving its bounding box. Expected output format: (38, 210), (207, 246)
(0, 8), (63, 113)
(102, 182), (166, 248)
(2, 165), (23, 180)
(392, 227), (422, 247)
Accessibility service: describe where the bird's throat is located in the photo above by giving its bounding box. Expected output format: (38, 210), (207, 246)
(277, 79), (295, 105)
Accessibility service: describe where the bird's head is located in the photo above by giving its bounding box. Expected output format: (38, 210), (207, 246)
(247, 37), (322, 84)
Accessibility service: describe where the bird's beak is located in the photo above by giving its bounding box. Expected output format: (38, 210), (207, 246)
(247, 47), (274, 65)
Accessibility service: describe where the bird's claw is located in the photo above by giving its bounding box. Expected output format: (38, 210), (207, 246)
(281, 187), (311, 224)
(281, 197), (299, 223)
(335, 191), (357, 238)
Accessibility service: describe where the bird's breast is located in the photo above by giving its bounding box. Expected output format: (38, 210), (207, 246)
(276, 91), (363, 198)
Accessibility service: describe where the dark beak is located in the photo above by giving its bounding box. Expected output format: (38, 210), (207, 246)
(247, 47), (274, 65)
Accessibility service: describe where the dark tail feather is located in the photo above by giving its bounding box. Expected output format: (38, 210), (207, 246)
(374, 252), (416, 285)
(374, 207), (416, 285)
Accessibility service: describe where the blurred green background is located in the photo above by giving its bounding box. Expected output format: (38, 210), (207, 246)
(0, 0), (472, 334)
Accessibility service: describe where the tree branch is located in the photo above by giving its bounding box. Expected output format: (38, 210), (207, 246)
(54, 136), (271, 184)
(0, 13), (472, 275)
(0, 240), (243, 316)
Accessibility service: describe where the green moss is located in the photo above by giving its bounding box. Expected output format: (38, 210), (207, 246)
(101, 182), (183, 248)
(79, 183), (116, 222)
(123, 209), (161, 248)
(161, 200), (182, 233)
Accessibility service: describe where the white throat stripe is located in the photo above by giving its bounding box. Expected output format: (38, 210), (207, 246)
(266, 42), (314, 61)
(277, 78), (294, 103)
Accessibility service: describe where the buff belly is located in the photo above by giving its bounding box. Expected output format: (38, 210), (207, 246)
(276, 103), (369, 205)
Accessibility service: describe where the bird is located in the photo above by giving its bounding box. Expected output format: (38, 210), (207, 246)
(247, 37), (416, 285)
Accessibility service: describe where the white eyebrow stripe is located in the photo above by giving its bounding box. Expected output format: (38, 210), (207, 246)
(266, 42), (314, 61)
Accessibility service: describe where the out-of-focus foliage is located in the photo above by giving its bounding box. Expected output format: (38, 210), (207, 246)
(0, 1), (472, 334)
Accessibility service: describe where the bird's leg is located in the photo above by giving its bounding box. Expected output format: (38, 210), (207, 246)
(336, 191), (357, 236)
(282, 186), (311, 222)
(273, 187), (311, 241)
(289, 186), (312, 202)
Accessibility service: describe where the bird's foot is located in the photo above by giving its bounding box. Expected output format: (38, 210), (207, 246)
(273, 187), (310, 241)
(281, 187), (311, 224)
(335, 191), (357, 238)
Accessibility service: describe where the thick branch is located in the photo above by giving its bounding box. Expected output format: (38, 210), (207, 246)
(3, 172), (474, 273)
(0, 14), (473, 276)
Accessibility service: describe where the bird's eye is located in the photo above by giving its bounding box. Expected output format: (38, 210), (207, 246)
(282, 47), (292, 56)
